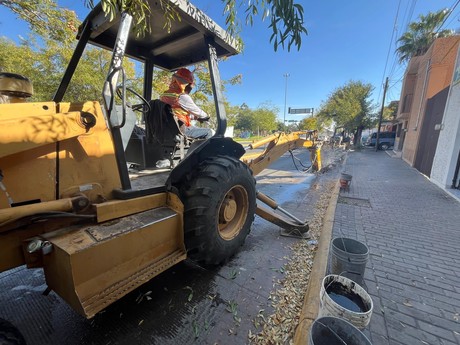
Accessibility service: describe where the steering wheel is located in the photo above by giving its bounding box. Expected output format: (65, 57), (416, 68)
(116, 85), (151, 113)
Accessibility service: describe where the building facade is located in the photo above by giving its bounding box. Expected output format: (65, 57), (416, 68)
(395, 36), (460, 177)
(431, 43), (460, 194)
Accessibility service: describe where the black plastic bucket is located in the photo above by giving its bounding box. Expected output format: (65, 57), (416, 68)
(309, 316), (372, 345)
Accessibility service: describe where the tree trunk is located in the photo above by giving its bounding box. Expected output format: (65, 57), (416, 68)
(354, 125), (364, 147)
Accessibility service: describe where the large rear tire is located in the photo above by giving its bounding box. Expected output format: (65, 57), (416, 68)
(179, 156), (256, 265)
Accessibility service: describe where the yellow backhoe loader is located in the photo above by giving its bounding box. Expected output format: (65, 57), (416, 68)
(0, 0), (321, 337)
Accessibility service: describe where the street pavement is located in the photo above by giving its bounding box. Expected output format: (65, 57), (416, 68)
(329, 148), (460, 345)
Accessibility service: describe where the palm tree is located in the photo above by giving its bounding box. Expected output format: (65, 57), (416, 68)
(396, 9), (454, 63)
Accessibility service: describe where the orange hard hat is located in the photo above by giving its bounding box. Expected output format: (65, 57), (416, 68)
(173, 68), (194, 85)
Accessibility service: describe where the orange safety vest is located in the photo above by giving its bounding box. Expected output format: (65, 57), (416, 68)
(160, 90), (191, 127)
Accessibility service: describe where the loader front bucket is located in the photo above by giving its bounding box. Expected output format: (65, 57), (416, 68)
(41, 193), (186, 318)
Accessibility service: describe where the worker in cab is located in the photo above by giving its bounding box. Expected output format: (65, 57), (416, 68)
(160, 68), (213, 139)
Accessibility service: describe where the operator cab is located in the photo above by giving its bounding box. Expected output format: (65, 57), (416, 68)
(54, 0), (245, 199)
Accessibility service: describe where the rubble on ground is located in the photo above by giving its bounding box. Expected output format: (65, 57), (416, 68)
(248, 146), (344, 344)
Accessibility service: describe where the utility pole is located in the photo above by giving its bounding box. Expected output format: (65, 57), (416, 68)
(283, 73), (289, 130)
(376, 77), (389, 152)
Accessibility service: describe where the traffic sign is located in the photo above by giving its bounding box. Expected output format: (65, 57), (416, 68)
(288, 107), (314, 114)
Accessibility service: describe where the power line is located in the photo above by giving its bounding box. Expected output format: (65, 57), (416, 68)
(386, 1), (415, 83)
(389, 59), (405, 81)
(387, 43), (400, 79)
(436, 0), (460, 34)
(377, 0), (402, 104)
(381, 0), (417, 105)
(388, 0), (460, 96)
(387, 64), (406, 93)
(387, 51), (400, 81)
(389, 75), (405, 89)
(377, 0), (417, 104)
(435, 1), (460, 63)
(379, 0), (460, 107)
(394, 0), (417, 67)
(443, 6), (460, 30)
(401, 0), (417, 33)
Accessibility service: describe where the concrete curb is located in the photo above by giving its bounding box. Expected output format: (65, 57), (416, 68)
(293, 157), (344, 344)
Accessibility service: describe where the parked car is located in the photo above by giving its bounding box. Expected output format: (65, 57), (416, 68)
(365, 132), (396, 150)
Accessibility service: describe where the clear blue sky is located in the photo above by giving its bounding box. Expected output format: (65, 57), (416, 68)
(1, 0), (459, 122)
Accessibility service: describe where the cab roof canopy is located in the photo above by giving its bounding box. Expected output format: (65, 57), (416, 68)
(80, 0), (240, 70)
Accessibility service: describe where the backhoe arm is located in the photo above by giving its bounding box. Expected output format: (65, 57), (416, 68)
(255, 191), (309, 236)
(241, 131), (321, 176)
(240, 131), (322, 238)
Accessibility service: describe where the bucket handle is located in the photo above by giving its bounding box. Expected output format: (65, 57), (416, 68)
(334, 233), (349, 255)
(315, 320), (348, 345)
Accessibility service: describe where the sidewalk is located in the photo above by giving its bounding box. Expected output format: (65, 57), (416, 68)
(332, 149), (460, 344)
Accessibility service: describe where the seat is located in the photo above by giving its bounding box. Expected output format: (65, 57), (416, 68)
(144, 99), (190, 167)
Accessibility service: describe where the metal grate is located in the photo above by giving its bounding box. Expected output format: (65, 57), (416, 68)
(337, 196), (371, 208)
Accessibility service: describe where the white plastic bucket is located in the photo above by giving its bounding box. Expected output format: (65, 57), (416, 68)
(309, 316), (372, 345)
(319, 274), (373, 330)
